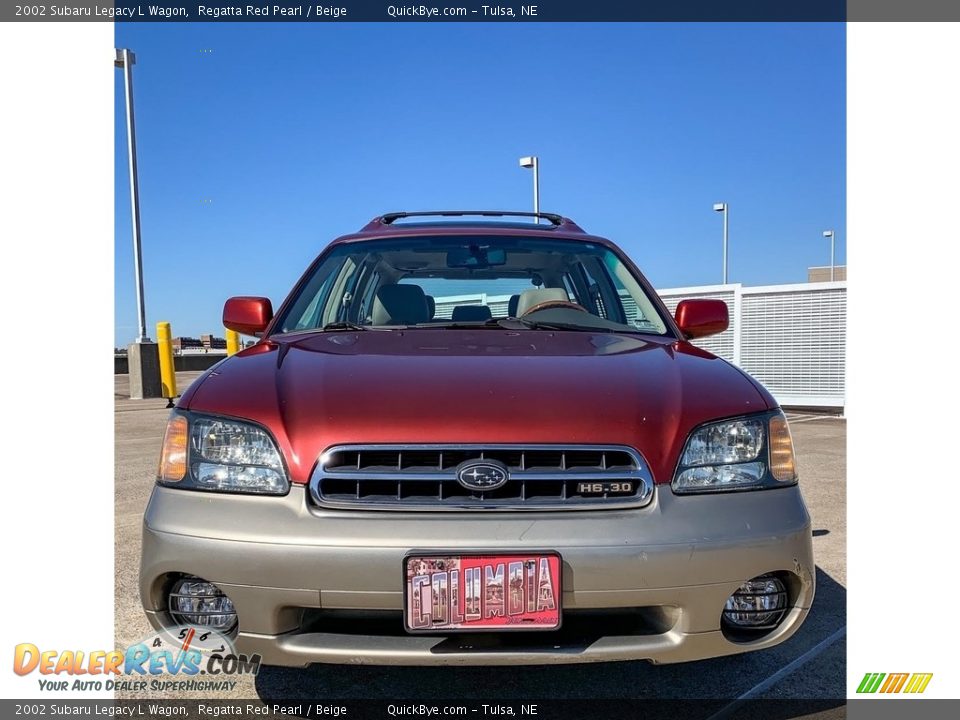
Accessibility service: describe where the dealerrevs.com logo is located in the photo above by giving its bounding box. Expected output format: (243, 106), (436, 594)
(13, 625), (261, 693)
(856, 672), (933, 694)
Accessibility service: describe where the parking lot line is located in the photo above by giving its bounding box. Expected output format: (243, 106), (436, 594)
(786, 413), (843, 424)
(704, 625), (847, 719)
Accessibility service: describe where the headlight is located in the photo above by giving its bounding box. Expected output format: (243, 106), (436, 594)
(672, 411), (797, 494)
(157, 412), (288, 495)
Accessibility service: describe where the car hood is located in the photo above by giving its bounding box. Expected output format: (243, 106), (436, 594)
(183, 329), (773, 485)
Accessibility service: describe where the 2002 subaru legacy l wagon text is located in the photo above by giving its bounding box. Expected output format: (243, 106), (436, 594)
(141, 210), (814, 666)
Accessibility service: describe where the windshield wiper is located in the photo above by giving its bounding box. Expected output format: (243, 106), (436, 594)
(428, 318), (630, 334)
(515, 318), (616, 333)
(320, 321), (371, 331)
(429, 319), (512, 330)
(432, 318), (612, 333)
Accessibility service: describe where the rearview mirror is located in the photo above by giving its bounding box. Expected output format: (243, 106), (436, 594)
(223, 296), (274, 336)
(447, 246), (507, 269)
(674, 299), (729, 339)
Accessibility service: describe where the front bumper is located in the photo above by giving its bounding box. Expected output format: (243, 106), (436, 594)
(140, 484), (814, 666)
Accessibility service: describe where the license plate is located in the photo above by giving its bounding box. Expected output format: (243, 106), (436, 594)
(403, 552), (561, 633)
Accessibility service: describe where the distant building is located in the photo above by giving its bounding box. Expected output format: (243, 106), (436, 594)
(201, 334), (227, 350)
(808, 265), (846, 283)
(116, 335), (231, 357)
(172, 337), (204, 352)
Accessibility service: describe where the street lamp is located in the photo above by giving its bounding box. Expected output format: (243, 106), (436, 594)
(823, 230), (836, 281)
(713, 202), (729, 284)
(519, 156), (540, 222)
(115, 48), (150, 343)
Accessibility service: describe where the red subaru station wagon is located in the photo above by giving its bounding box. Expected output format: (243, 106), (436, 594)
(142, 210), (814, 666)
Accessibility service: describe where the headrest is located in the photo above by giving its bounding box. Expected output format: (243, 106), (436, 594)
(425, 295), (436, 319)
(451, 305), (493, 322)
(507, 294), (520, 317)
(371, 284), (430, 325)
(515, 288), (570, 317)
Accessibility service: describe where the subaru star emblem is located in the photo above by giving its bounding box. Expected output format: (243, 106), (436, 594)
(456, 460), (509, 491)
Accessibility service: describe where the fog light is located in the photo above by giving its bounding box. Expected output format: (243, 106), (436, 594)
(723, 574), (787, 628)
(168, 577), (237, 631)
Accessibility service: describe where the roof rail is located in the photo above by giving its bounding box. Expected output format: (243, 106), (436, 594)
(361, 210), (581, 232)
(382, 210), (565, 225)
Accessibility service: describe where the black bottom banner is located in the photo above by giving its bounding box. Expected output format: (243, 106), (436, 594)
(1, 699), (851, 720)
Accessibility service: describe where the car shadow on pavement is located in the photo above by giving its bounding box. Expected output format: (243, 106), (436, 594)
(254, 567), (845, 705)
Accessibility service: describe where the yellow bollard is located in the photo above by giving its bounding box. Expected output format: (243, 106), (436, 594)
(156, 321), (177, 405)
(226, 329), (240, 356)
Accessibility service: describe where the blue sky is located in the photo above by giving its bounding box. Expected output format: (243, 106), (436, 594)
(114, 23), (845, 345)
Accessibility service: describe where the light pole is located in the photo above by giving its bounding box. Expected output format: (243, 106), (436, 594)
(115, 48), (150, 343)
(519, 156), (540, 221)
(823, 230), (836, 281)
(713, 202), (729, 284)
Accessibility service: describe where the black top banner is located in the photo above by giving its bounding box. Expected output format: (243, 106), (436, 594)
(7, 1), (960, 23)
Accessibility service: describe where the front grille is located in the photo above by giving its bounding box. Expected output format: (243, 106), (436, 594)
(309, 445), (654, 511)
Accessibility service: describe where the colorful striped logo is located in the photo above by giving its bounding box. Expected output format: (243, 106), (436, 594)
(857, 672), (933, 694)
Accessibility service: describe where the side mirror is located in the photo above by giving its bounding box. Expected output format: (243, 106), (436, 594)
(223, 296), (273, 336)
(674, 299), (729, 339)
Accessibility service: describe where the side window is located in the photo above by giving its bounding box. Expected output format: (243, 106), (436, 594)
(577, 259), (623, 321)
(357, 271), (381, 323)
(563, 264), (609, 320)
(592, 286), (608, 318)
(283, 257), (344, 332)
(602, 254), (666, 333)
(605, 263), (641, 326)
(319, 257), (359, 328)
(578, 263), (606, 318)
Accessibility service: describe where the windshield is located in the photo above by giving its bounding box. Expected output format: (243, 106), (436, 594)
(274, 236), (670, 335)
